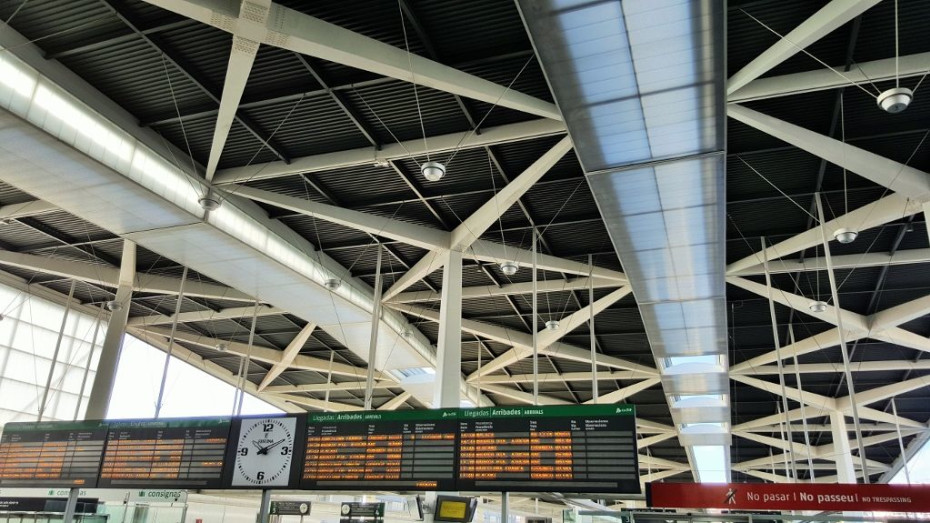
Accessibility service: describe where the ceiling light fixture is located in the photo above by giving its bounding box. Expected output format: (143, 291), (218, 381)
(833, 227), (858, 244)
(198, 189), (222, 211)
(105, 300), (122, 312)
(372, 159), (390, 168)
(499, 261), (519, 276)
(808, 300), (827, 314)
(324, 278), (341, 291)
(421, 161), (445, 182)
(216, 342), (228, 352)
(877, 87), (913, 114)
(545, 320), (560, 331)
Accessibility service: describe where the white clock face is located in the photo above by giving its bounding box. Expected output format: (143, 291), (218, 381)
(232, 417), (297, 487)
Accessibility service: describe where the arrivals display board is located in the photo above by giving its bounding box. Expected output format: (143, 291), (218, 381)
(457, 405), (639, 493)
(0, 421), (107, 487)
(301, 409), (458, 491)
(99, 419), (230, 488)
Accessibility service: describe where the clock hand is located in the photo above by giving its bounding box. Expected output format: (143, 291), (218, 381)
(252, 440), (268, 454)
(265, 439), (286, 451)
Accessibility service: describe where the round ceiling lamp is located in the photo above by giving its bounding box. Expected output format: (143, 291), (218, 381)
(545, 320), (560, 331)
(105, 300), (122, 312)
(499, 261), (519, 276)
(216, 342), (228, 352)
(877, 87), (913, 114)
(421, 161), (446, 182)
(324, 278), (341, 291)
(198, 190), (223, 211)
(833, 227), (858, 244)
(808, 300), (828, 314)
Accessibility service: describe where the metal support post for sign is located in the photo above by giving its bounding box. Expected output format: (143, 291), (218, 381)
(324, 349), (335, 409)
(588, 254), (598, 403)
(74, 308), (103, 420)
(155, 266), (188, 418)
(232, 354), (245, 415)
(788, 325), (816, 481)
(501, 492), (509, 523)
(815, 193), (869, 483)
(762, 238), (798, 482)
(892, 398), (911, 484)
(364, 245), (383, 410)
(62, 487), (79, 523)
(38, 280), (75, 421)
(258, 490), (272, 523)
(531, 231), (538, 405)
(236, 300), (261, 416)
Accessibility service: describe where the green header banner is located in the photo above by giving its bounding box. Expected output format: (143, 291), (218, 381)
(2, 420), (108, 432)
(460, 404), (635, 419)
(308, 408), (459, 423)
(107, 418), (231, 429)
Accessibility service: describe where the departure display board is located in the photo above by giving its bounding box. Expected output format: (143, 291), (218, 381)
(458, 405), (639, 493)
(98, 419), (230, 488)
(301, 409), (458, 491)
(0, 421), (107, 487)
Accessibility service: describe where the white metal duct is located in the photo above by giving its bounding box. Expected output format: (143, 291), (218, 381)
(517, 0), (729, 480)
(0, 39), (485, 409)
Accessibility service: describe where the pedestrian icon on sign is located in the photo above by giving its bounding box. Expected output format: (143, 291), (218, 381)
(724, 488), (737, 505)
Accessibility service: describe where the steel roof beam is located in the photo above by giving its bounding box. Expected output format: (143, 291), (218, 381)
(478, 384), (570, 406)
(234, 185), (625, 282)
(264, 392), (362, 412)
(726, 0), (880, 94)
(258, 321), (317, 391)
(128, 304), (286, 326)
(263, 381), (391, 393)
(142, 51), (534, 127)
(204, 0), (269, 181)
(138, 325), (372, 380)
(388, 276), (620, 303)
(477, 370), (657, 383)
(213, 118), (565, 185)
(382, 137), (574, 300)
(584, 378), (661, 405)
(735, 359), (930, 376)
(729, 105), (930, 199)
(460, 287), (632, 378)
(730, 283), (930, 371)
(0, 200), (58, 221)
(129, 326), (304, 414)
(141, 0), (561, 121)
(731, 375), (924, 429)
(730, 52), (930, 103)
(728, 194), (923, 275)
(45, 18), (198, 60)
(0, 250), (253, 301)
(102, 0), (290, 165)
(733, 248), (930, 276)
(389, 295), (656, 377)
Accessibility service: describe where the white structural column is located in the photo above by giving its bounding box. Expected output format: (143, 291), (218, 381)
(205, 0), (268, 180)
(85, 240), (136, 419)
(726, 0), (880, 94)
(830, 410), (857, 483)
(434, 250), (463, 408)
